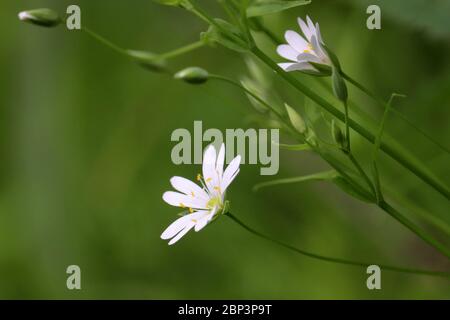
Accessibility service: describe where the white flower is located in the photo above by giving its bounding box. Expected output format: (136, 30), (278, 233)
(161, 143), (241, 245)
(277, 16), (331, 75)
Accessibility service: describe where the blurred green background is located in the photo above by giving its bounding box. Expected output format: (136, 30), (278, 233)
(0, 0), (449, 299)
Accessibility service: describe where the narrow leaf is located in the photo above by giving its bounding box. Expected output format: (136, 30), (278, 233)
(247, 0), (311, 18)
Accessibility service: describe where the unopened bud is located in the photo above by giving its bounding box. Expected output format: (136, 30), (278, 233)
(174, 67), (209, 84)
(331, 119), (346, 149)
(18, 8), (62, 27)
(332, 67), (348, 102)
(127, 50), (167, 73)
(285, 103), (306, 134)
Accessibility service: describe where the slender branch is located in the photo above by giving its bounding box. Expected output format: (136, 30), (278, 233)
(225, 212), (450, 279)
(81, 26), (129, 57)
(159, 40), (204, 59)
(250, 46), (450, 200)
(342, 72), (450, 155)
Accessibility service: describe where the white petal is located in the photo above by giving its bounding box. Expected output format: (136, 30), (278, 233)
(202, 144), (219, 193)
(162, 191), (207, 209)
(306, 16), (317, 37)
(161, 215), (191, 240)
(222, 155), (241, 191)
(278, 62), (297, 71)
(276, 45), (299, 62)
(194, 217), (209, 232)
(285, 62), (317, 72)
(170, 176), (209, 201)
(216, 143), (225, 181)
(310, 35), (327, 62)
(297, 52), (322, 64)
(284, 30), (308, 53)
(315, 23), (324, 44)
(298, 17), (313, 41)
(168, 222), (195, 245)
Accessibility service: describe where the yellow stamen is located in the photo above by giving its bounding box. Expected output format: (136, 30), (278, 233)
(191, 191), (195, 197)
(205, 177), (212, 183)
(191, 219), (197, 223)
(188, 207), (194, 213)
(180, 203), (186, 208)
(213, 186), (221, 192)
(196, 174), (202, 181)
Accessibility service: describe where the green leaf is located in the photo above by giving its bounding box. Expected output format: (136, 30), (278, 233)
(253, 170), (337, 192)
(201, 19), (250, 52)
(247, 0), (311, 17)
(332, 176), (374, 203)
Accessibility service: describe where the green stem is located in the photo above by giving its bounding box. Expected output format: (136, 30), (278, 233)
(343, 101), (350, 151)
(253, 170), (337, 192)
(348, 153), (376, 197)
(159, 40), (204, 59)
(342, 72), (450, 155)
(81, 26), (129, 57)
(378, 201), (450, 259)
(250, 47), (450, 200)
(209, 74), (286, 122)
(225, 212), (450, 279)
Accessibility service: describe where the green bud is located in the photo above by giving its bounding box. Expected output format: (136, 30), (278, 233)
(18, 8), (62, 27)
(127, 50), (167, 73)
(332, 67), (348, 102)
(174, 67), (209, 84)
(285, 103), (306, 134)
(331, 119), (346, 149)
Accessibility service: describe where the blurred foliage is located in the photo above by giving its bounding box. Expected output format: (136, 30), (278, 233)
(0, 0), (449, 299)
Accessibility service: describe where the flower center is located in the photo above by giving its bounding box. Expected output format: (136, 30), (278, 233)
(206, 196), (221, 210)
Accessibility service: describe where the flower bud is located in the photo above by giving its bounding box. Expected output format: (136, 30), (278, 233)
(127, 50), (167, 73)
(285, 103), (306, 134)
(332, 67), (348, 103)
(174, 67), (209, 84)
(331, 119), (346, 149)
(18, 8), (62, 27)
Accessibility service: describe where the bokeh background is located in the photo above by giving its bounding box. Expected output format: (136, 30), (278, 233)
(0, 0), (449, 299)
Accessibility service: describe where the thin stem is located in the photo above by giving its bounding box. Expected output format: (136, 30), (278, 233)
(253, 170), (337, 192)
(209, 74), (286, 122)
(342, 72), (450, 155)
(348, 153), (376, 197)
(343, 101), (350, 151)
(81, 26), (129, 57)
(225, 212), (450, 279)
(378, 201), (450, 259)
(250, 47), (450, 199)
(159, 40), (204, 59)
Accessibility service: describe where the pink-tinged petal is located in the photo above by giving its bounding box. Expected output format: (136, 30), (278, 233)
(278, 62), (297, 71)
(276, 45), (299, 62)
(161, 215), (191, 240)
(168, 222), (195, 245)
(170, 176), (209, 201)
(310, 35), (327, 62)
(162, 191), (208, 209)
(222, 155), (241, 191)
(284, 30), (308, 53)
(298, 17), (313, 42)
